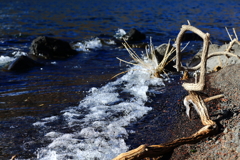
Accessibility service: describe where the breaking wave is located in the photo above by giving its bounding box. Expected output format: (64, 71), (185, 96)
(34, 64), (167, 160)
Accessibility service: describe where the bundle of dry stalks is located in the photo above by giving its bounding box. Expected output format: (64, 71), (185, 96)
(112, 38), (176, 79)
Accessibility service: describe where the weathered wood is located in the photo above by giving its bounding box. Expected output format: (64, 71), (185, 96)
(113, 124), (218, 160)
(113, 90), (220, 160)
(175, 25), (210, 91)
(204, 94), (224, 103)
(10, 155), (17, 160)
(113, 24), (224, 160)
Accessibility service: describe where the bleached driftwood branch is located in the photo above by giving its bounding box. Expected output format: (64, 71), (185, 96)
(175, 25), (210, 91)
(113, 24), (224, 160)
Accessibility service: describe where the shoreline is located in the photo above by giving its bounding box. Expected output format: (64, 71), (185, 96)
(124, 64), (240, 160)
(170, 64), (240, 159)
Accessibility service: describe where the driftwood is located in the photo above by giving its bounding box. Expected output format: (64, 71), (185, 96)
(113, 24), (225, 160)
(176, 27), (240, 72)
(113, 124), (218, 160)
(10, 155), (17, 160)
(175, 25), (210, 91)
(113, 92), (220, 160)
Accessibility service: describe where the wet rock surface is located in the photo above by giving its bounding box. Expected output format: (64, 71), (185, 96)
(29, 36), (78, 59)
(122, 28), (146, 42)
(6, 55), (42, 71)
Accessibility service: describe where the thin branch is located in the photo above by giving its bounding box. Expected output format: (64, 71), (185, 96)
(233, 28), (238, 40)
(181, 41), (190, 52)
(225, 27), (232, 41)
(203, 94), (224, 103)
(208, 51), (240, 59)
(116, 57), (138, 66)
(110, 70), (130, 80)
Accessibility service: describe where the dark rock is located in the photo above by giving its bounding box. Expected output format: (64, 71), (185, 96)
(122, 28), (146, 42)
(29, 36), (78, 59)
(179, 32), (202, 41)
(7, 55), (42, 71)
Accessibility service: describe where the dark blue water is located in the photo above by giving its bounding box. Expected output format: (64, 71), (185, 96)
(1, 0), (240, 159)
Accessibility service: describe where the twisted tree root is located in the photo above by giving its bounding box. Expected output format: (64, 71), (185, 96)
(175, 25), (210, 91)
(113, 24), (225, 160)
(113, 124), (217, 160)
(113, 92), (220, 160)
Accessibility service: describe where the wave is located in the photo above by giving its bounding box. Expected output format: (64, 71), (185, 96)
(73, 28), (126, 52)
(34, 64), (167, 160)
(0, 51), (27, 67)
(74, 37), (103, 52)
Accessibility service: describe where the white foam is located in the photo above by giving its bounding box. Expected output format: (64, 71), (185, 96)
(12, 51), (27, 57)
(85, 38), (102, 49)
(35, 64), (166, 160)
(74, 38), (102, 52)
(0, 55), (15, 66)
(33, 116), (58, 127)
(51, 61), (57, 65)
(0, 51), (27, 67)
(45, 132), (62, 139)
(104, 39), (116, 45)
(114, 28), (126, 39)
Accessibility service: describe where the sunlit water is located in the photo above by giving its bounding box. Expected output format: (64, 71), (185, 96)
(1, 0), (240, 159)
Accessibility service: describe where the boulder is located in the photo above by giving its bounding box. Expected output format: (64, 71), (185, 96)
(29, 36), (78, 59)
(155, 43), (176, 60)
(187, 43), (240, 72)
(122, 28), (146, 42)
(7, 55), (42, 71)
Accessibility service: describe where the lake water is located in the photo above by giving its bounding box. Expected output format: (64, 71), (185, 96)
(1, 0), (240, 159)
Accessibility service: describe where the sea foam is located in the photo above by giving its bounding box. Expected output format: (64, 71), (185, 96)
(35, 65), (166, 160)
(74, 38), (102, 52)
(0, 51), (27, 67)
(114, 28), (126, 39)
(0, 55), (15, 66)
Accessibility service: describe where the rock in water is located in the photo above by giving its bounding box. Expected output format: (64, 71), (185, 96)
(29, 36), (78, 59)
(122, 28), (146, 42)
(7, 55), (42, 71)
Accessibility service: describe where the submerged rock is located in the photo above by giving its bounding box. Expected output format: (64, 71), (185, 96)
(122, 28), (146, 42)
(29, 36), (78, 59)
(7, 55), (42, 71)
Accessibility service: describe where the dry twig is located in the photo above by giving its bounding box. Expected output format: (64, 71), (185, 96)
(113, 38), (176, 79)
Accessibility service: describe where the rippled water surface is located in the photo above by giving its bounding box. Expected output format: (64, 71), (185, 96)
(1, 0), (240, 159)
